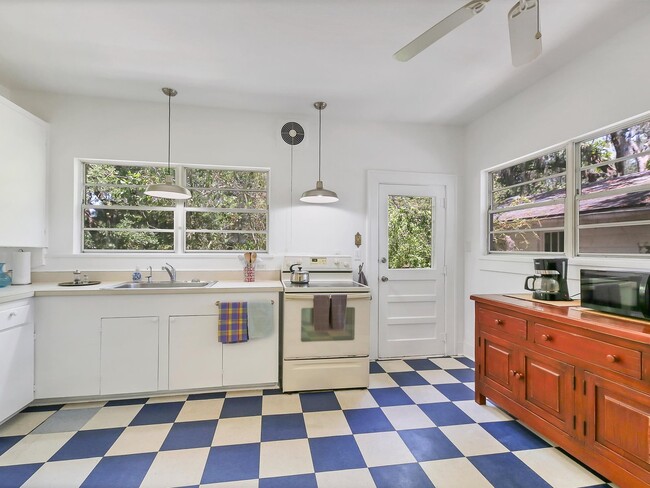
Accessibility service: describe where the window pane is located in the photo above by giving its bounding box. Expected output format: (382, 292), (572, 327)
(84, 230), (174, 251)
(580, 121), (650, 167)
(186, 168), (267, 190)
(187, 190), (267, 209)
(388, 195), (432, 269)
(491, 150), (566, 189)
(580, 166), (650, 194)
(490, 231), (549, 252)
(578, 189), (650, 226)
(579, 225), (650, 255)
(84, 209), (174, 229)
(85, 163), (168, 185)
(186, 211), (267, 231)
(85, 186), (174, 207)
(186, 232), (267, 251)
(492, 176), (565, 209)
(491, 204), (564, 232)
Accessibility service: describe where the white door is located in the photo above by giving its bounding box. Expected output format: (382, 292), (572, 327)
(378, 183), (447, 358)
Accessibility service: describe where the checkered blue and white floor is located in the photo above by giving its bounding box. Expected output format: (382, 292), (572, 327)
(0, 357), (615, 487)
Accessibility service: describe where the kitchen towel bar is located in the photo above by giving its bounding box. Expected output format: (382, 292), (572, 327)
(215, 299), (274, 306)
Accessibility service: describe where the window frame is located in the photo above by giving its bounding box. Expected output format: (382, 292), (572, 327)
(79, 159), (270, 254)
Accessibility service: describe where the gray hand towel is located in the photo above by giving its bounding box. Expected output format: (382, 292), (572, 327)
(313, 295), (331, 331)
(330, 294), (347, 330)
(248, 301), (274, 339)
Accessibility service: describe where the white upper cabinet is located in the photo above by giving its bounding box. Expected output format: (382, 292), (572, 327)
(0, 95), (48, 247)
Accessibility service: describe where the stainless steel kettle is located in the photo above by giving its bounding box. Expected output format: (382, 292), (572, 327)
(289, 263), (310, 284)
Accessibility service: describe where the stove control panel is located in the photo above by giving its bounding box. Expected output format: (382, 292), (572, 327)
(282, 255), (353, 272)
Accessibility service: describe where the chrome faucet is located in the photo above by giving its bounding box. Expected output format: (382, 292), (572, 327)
(146, 266), (153, 283)
(162, 263), (176, 282)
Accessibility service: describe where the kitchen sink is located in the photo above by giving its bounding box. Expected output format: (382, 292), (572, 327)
(112, 281), (217, 289)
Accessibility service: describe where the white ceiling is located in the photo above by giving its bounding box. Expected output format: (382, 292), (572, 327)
(1, 0), (648, 124)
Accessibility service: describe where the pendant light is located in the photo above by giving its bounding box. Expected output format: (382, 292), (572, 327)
(144, 87), (191, 200)
(300, 101), (339, 203)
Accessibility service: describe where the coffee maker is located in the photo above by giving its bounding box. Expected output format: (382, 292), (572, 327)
(524, 258), (571, 301)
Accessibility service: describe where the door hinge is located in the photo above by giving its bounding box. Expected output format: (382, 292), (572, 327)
(443, 333), (448, 343)
(583, 380), (587, 395)
(583, 421), (587, 436)
(478, 336), (481, 347)
(572, 416), (576, 429)
(442, 198), (447, 209)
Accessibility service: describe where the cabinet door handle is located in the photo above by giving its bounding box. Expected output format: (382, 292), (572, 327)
(540, 334), (551, 342)
(494, 319), (504, 326)
(606, 354), (618, 363)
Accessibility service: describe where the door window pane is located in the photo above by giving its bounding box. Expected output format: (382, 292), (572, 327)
(388, 195), (433, 269)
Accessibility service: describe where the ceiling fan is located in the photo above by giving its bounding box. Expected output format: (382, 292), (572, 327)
(394, 0), (542, 67)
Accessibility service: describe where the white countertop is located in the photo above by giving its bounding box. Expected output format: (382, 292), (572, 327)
(0, 280), (283, 304)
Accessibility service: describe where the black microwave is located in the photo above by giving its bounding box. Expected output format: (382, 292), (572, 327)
(580, 269), (650, 320)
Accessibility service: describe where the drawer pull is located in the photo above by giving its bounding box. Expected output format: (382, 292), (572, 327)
(540, 334), (551, 342)
(494, 319), (504, 326)
(8, 312), (16, 318)
(606, 354), (618, 363)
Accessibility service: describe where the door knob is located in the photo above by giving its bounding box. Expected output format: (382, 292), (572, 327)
(381, 257), (387, 263)
(381, 276), (389, 282)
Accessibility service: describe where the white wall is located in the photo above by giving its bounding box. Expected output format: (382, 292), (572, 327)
(462, 13), (650, 357)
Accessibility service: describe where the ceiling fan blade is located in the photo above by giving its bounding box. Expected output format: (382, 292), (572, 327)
(508, 0), (542, 67)
(394, 0), (490, 62)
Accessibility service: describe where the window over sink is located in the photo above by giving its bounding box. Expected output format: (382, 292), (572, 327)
(81, 160), (269, 253)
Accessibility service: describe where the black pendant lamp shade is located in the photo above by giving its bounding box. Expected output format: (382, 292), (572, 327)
(144, 87), (191, 200)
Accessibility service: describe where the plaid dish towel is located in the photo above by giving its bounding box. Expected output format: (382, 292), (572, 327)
(218, 301), (249, 343)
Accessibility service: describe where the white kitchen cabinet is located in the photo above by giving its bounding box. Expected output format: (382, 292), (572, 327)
(0, 299), (34, 424)
(100, 317), (159, 395)
(169, 315), (223, 390)
(0, 95), (48, 248)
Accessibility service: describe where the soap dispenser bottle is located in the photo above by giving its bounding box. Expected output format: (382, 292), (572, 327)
(132, 266), (142, 282)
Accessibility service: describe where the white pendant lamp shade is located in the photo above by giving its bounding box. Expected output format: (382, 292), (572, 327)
(145, 87), (192, 200)
(300, 101), (338, 204)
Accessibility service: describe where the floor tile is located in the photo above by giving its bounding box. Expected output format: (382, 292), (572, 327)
(381, 405), (435, 430)
(344, 408), (394, 434)
(259, 439), (313, 478)
(417, 369), (461, 385)
(22, 457), (101, 488)
(51, 428), (124, 461)
(0, 432), (75, 466)
(434, 383), (476, 401)
(130, 402), (184, 426)
(368, 373), (398, 389)
(220, 397), (263, 418)
(187, 391), (227, 401)
(261, 414), (306, 441)
(309, 435), (366, 472)
(398, 427), (462, 461)
(0, 463), (42, 487)
(470, 452), (552, 488)
(31, 408), (101, 434)
(515, 447), (606, 487)
(303, 410), (352, 438)
(370, 463), (434, 488)
(299, 391), (340, 412)
(402, 385), (448, 404)
(202, 444), (260, 484)
(146, 394), (188, 404)
(200, 480), (258, 488)
(226, 389), (264, 398)
(140, 447), (210, 488)
(430, 357), (468, 369)
(176, 399), (224, 422)
(376, 360), (413, 373)
(354, 431), (416, 467)
(261, 394), (302, 415)
(404, 358), (441, 371)
(420, 457), (493, 487)
(482, 421), (550, 451)
(22, 404), (64, 413)
(0, 436), (22, 457)
(106, 424), (172, 456)
(258, 473), (317, 488)
(0, 412), (55, 437)
(369, 387), (414, 407)
(80, 405), (143, 430)
(315, 467), (376, 488)
(388, 371), (430, 386)
(262, 388), (283, 396)
(455, 356), (476, 368)
(80, 452), (155, 488)
(161, 420), (217, 450)
(419, 402), (475, 426)
(448, 368), (476, 382)
(454, 400), (513, 423)
(212, 416), (261, 446)
(334, 389), (379, 410)
(369, 362), (385, 374)
(104, 398), (148, 407)
(440, 424), (509, 457)
(61, 401), (107, 410)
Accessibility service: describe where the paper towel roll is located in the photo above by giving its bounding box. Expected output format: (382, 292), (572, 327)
(12, 251), (31, 285)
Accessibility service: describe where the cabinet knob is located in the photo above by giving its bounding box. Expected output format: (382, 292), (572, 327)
(540, 334), (551, 342)
(8, 312), (16, 318)
(606, 354), (618, 363)
(495, 319), (504, 326)
(509, 369), (516, 376)
(515, 372), (524, 380)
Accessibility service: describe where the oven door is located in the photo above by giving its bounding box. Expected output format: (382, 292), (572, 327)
(283, 292), (371, 359)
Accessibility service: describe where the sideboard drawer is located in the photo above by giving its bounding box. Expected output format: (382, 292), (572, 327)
(478, 307), (527, 340)
(533, 323), (641, 379)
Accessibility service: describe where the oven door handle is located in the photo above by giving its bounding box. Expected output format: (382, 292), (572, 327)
(284, 294), (372, 301)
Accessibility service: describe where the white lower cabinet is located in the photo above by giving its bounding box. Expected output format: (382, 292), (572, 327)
(0, 299), (34, 424)
(100, 317), (159, 395)
(169, 315), (223, 390)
